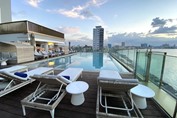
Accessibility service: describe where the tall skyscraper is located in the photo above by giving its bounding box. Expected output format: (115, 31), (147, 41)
(93, 26), (104, 51)
(121, 42), (125, 47)
(0, 0), (12, 23)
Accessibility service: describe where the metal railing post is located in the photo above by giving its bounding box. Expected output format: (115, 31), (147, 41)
(159, 52), (166, 88)
(134, 50), (139, 78)
(173, 100), (177, 118)
(145, 50), (152, 82)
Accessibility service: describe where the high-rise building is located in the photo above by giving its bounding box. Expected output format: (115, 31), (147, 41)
(93, 26), (104, 51)
(0, 0), (12, 23)
(121, 42), (125, 47)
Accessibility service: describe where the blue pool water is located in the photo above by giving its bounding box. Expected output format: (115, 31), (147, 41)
(28, 52), (128, 72)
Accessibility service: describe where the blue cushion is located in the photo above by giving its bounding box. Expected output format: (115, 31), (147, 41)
(62, 75), (70, 80)
(14, 72), (27, 78)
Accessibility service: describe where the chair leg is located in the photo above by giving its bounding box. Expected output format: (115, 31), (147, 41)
(22, 105), (26, 116)
(50, 109), (55, 118)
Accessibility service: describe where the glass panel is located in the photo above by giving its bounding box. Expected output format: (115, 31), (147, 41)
(136, 52), (147, 81)
(109, 49), (137, 71)
(162, 56), (177, 97)
(149, 54), (163, 86)
(127, 49), (136, 69)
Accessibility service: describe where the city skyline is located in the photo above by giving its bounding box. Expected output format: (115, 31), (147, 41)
(11, 0), (177, 46)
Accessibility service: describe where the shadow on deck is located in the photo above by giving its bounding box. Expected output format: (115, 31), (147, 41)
(0, 71), (169, 118)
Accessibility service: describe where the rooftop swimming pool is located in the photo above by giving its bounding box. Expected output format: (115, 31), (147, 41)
(27, 52), (128, 72)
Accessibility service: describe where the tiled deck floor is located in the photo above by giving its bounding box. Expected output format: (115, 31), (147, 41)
(0, 71), (169, 118)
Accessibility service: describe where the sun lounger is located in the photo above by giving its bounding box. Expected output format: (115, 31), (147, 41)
(0, 67), (54, 97)
(0, 65), (28, 81)
(0, 65), (28, 73)
(97, 70), (139, 117)
(21, 67), (83, 118)
(34, 50), (48, 59)
(57, 68), (83, 83)
(48, 50), (56, 57)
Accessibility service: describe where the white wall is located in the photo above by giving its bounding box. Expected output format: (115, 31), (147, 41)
(0, 0), (12, 23)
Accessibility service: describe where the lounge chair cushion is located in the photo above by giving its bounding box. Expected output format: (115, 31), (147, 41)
(98, 70), (122, 80)
(14, 72), (28, 78)
(58, 75), (72, 84)
(0, 71), (28, 81)
(98, 78), (139, 92)
(62, 75), (70, 80)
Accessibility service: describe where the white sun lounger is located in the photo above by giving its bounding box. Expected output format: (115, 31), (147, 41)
(21, 67), (83, 118)
(97, 70), (139, 117)
(0, 65), (28, 73)
(0, 67), (54, 97)
(0, 65), (28, 81)
(57, 68), (83, 83)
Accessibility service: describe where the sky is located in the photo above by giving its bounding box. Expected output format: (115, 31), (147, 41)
(11, 0), (177, 46)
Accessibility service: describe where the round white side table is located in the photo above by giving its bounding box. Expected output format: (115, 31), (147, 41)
(130, 84), (155, 109)
(66, 81), (89, 106)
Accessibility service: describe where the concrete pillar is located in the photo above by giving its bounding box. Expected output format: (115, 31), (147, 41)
(69, 42), (71, 51)
(0, 0), (12, 23)
(44, 43), (48, 52)
(30, 33), (36, 51)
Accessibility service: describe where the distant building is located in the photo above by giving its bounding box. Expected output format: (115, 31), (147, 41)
(108, 44), (112, 48)
(93, 26), (104, 51)
(162, 43), (170, 48)
(121, 42), (125, 47)
(0, 0), (12, 23)
(141, 43), (148, 48)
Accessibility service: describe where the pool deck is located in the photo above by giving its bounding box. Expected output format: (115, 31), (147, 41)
(0, 71), (169, 118)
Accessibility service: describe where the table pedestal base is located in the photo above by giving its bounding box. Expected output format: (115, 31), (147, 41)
(71, 93), (85, 106)
(132, 94), (147, 109)
(1, 61), (7, 66)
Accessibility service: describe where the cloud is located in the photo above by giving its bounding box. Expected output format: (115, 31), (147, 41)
(56, 7), (92, 19)
(47, 0), (107, 26)
(56, 26), (80, 34)
(149, 17), (177, 37)
(106, 17), (177, 46)
(66, 33), (92, 46)
(55, 26), (92, 46)
(152, 26), (177, 34)
(26, 0), (43, 8)
(151, 17), (167, 27)
(88, 0), (108, 7)
(108, 31), (177, 46)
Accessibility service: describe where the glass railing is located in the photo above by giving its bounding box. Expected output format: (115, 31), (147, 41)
(109, 48), (177, 117)
(163, 55), (177, 98)
(135, 51), (147, 81)
(109, 49), (137, 71)
(149, 52), (165, 86)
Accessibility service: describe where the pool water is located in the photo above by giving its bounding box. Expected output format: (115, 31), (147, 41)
(29, 52), (128, 72)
